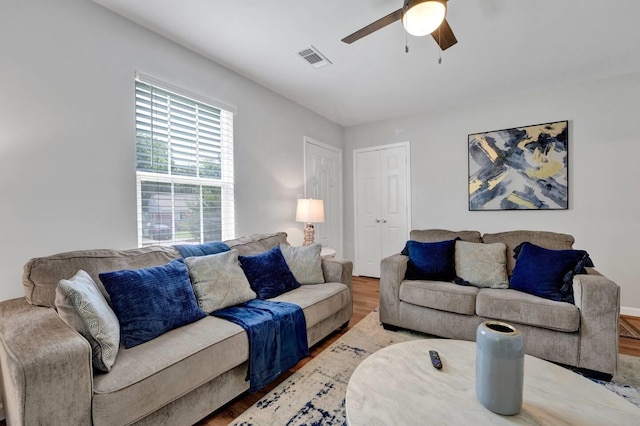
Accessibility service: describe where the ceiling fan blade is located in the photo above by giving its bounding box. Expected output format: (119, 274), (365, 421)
(431, 18), (457, 51)
(341, 9), (403, 44)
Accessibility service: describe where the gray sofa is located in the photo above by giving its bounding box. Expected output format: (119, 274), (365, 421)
(380, 229), (619, 379)
(0, 232), (353, 425)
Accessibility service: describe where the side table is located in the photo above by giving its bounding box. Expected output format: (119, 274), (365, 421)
(320, 247), (336, 259)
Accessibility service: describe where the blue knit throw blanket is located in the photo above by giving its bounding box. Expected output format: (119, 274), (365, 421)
(212, 299), (309, 392)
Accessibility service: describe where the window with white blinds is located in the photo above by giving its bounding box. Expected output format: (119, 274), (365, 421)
(135, 75), (235, 247)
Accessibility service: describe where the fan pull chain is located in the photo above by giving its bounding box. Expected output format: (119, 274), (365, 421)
(405, 30), (409, 53)
(437, 26), (442, 64)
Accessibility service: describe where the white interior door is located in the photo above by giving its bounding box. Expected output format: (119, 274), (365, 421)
(355, 150), (381, 277)
(380, 146), (410, 259)
(354, 142), (410, 277)
(304, 137), (343, 256)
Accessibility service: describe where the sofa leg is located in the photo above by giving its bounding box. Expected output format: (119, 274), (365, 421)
(338, 321), (349, 331)
(382, 322), (400, 332)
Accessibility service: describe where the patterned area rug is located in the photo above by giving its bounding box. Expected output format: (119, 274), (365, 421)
(230, 310), (640, 425)
(620, 316), (640, 340)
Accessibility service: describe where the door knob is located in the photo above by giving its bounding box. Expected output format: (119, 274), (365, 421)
(375, 218), (381, 223)
(382, 219), (387, 223)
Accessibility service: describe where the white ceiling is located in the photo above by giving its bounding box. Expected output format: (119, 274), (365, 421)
(91, 0), (640, 127)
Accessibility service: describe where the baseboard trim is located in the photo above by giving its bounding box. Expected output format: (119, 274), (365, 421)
(621, 306), (640, 317)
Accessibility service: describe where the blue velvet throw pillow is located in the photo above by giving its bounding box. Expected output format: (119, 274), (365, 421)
(174, 241), (230, 258)
(100, 259), (206, 348)
(404, 239), (457, 281)
(509, 242), (594, 304)
(239, 246), (300, 299)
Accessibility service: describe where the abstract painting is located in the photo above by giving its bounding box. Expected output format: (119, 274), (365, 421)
(468, 120), (568, 211)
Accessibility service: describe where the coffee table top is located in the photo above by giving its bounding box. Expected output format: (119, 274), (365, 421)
(345, 339), (640, 425)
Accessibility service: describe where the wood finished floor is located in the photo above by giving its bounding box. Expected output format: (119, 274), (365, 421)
(620, 315), (640, 357)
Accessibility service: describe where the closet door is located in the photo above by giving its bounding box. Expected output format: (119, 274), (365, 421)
(355, 150), (382, 277)
(354, 143), (410, 277)
(380, 146), (409, 260)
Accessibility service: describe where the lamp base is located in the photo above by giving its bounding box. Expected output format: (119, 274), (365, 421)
(303, 223), (315, 246)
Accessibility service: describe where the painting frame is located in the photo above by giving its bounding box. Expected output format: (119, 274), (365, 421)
(468, 120), (569, 211)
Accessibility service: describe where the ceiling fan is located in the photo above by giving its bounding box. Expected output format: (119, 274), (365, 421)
(342, 0), (457, 51)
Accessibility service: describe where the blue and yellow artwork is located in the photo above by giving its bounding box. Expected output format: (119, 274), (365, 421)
(468, 120), (568, 210)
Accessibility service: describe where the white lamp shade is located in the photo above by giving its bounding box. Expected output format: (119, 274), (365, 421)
(296, 198), (325, 223)
(402, 0), (446, 37)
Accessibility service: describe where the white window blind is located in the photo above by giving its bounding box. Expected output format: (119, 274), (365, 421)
(135, 75), (235, 247)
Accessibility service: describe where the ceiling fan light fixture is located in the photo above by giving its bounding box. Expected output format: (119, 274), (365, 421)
(402, 0), (447, 37)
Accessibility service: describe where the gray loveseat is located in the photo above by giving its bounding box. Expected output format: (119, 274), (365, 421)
(380, 229), (619, 379)
(0, 232), (353, 425)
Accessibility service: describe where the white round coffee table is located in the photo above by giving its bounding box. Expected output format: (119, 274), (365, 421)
(345, 339), (640, 425)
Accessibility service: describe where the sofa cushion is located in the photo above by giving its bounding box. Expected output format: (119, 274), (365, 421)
(174, 241), (230, 258)
(24, 233), (286, 309)
(225, 232), (289, 256)
(399, 280), (479, 315)
(100, 259), (206, 348)
(239, 246), (300, 299)
(279, 243), (325, 285)
(92, 316), (248, 426)
(476, 288), (580, 332)
(54, 270), (120, 372)
(409, 229), (482, 243)
(23, 246), (180, 308)
(404, 239), (457, 281)
(185, 250), (256, 314)
(455, 241), (508, 288)
(271, 282), (350, 328)
(481, 230), (574, 275)
(510, 242), (592, 304)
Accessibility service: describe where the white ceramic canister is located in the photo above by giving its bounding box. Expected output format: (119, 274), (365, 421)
(475, 321), (524, 415)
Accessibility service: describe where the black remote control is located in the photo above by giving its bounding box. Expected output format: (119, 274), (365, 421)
(429, 350), (443, 369)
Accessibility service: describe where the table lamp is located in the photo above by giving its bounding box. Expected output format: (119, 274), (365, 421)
(296, 198), (325, 246)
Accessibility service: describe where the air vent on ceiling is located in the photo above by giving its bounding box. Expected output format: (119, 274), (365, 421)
(297, 45), (332, 69)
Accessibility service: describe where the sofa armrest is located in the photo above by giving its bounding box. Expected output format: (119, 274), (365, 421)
(322, 258), (353, 291)
(573, 272), (620, 376)
(0, 298), (93, 425)
(380, 254), (409, 327)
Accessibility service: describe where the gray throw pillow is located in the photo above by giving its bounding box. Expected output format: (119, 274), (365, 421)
(455, 241), (509, 288)
(279, 243), (325, 285)
(55, 270), (120, 372)
(185, 249), (256, 314)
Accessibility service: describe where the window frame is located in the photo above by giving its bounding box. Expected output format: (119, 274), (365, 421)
(134, 72), (236, 247)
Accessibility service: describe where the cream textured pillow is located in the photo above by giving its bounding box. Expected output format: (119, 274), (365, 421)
(55, 270), (120, 372)
(455, 241), (509, 288)
(279, 243), (325, 285)
(185, 249), (256, 314)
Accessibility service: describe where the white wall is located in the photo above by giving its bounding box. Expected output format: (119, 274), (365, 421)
(345, 72), (640, 313)
(1, 1), (637, 314)
(0, 0), (343, 302)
